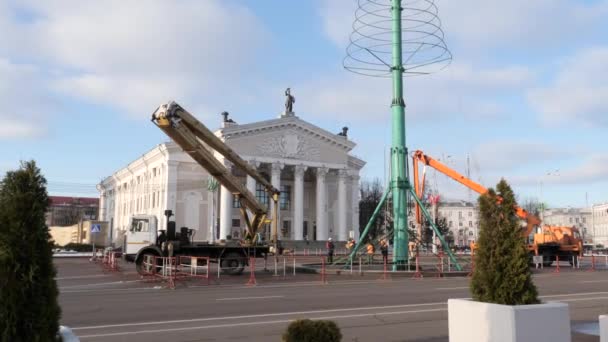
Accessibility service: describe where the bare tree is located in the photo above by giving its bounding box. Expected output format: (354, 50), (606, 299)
(359, 178), (387, 241)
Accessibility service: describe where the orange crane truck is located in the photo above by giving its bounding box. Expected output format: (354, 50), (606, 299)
(412, 150), (583, 266)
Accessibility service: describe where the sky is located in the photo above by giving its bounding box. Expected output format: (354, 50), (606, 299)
(1, 0), (607, 208)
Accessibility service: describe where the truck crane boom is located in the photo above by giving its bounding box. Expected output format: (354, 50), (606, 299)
(151, 101), (280, 243)
(412, 150), (541, 238)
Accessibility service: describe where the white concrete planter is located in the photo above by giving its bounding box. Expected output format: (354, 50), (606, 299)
(59, 326), (80, 342)
(448, 298), (570, 342)
(600, 315), (608, 342)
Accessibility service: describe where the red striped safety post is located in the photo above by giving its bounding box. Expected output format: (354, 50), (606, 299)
(412, 251), (422, 279)
(553, 255), (560, 274)
(320, 257), (328, 284)
(246, 257), (257, 286)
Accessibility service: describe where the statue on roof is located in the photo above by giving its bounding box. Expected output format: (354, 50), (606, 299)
(284, 88), (295, 114)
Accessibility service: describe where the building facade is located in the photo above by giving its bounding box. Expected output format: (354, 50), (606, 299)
(542, 207), (593, 244)
(591, 203), (608, 247)
(45, 196), (99, 227)
(437, 201), (479, 247)
(97, 112), (365, 245)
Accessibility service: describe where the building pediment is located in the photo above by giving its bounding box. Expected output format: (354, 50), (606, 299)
(219, 116), (359, 165)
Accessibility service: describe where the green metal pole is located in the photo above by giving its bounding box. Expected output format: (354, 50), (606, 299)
(390, 0), (408, 270)
(409, 188), (462, 271)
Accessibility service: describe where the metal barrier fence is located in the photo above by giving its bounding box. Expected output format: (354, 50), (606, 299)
(139, 255), (211, 289)
(125, 252), (608, 289)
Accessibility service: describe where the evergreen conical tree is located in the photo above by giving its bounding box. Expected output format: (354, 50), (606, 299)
(0, 161), (61, 341)
(470, 179), (539, 305)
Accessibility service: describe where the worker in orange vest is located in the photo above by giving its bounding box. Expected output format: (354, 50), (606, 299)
(366, 242), (375, 265)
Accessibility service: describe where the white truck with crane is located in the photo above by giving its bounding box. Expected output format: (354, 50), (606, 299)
(124, 101), (281, 275)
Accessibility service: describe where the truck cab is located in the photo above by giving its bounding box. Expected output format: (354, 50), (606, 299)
(124, 215), (158, 261)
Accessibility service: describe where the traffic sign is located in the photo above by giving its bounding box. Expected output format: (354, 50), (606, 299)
(91, 224), (101, 233)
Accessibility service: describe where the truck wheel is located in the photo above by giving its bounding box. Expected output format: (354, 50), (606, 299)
(221, 252), (245, 275)
(136, 252), (161, 275)
(542, 255), (553, 267)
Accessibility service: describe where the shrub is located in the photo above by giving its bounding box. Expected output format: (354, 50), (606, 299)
(0, 161), (61, 341)
(470, 179), (539, 305)
(283, 319), (342, 342)
(62, 243), (97, 252)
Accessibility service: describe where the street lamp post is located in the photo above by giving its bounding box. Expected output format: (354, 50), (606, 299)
(539, 169), (560, 222)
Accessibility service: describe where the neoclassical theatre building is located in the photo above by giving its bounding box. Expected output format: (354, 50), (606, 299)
(98, 110), (365, 244)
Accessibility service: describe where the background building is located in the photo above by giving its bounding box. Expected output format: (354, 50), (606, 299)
(592, 203), (608, 247)
(98, 111), (365, 245)
(437, 201), (479, 247)
(45, 196), (99, 227)
(542, 207), (593, 244)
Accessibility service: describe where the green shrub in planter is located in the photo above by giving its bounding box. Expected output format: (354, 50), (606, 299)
(470, 179), (539, 305)
(0, 161), (61, 341)
(62, 243), (96, 252)
(283, 319), (342, 342)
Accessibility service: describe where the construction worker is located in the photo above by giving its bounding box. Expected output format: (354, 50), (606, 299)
(326, 238), (335, 263)
(380, 239), (389, 265)
(366, 242), (375, 264)
(345, 238), (355, 250)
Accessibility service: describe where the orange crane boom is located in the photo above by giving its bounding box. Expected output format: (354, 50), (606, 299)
(411, 150), (540, 237)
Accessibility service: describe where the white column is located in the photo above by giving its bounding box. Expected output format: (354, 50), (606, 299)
(219, 162), (233, 240)
(246, 160), (259, 196)
(271, 162), (284, 238)
(337, 169), (348, 241)
(166, 161), (178, 229)
(293, 165), (307, 241)
(98, 189), (106, 221)
(315, 167), (329, 241)
(351, 173), (360, 241)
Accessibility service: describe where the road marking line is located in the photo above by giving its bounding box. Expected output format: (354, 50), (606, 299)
(436, 287), (469, 290)
(216, 295), (285, 301)
(71, 302), (447, 330)
(59, 280), (140, 289)
(57, 275), (110, 280)
(61, 287), (161, 294)
(580, 280), (608, 283)
(540, 291), (608, 298)
(77, 308), (447, 338)
(555, 296), (608, 303)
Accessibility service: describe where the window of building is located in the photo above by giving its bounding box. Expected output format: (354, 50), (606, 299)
(458, 211), (462, 219)
(469, 231), (474, 236)
(469, 221), (473, 227)
(468, 211), (472, 217)
(582, 217), (586, 223)
(256, 183), (269, 208)
(280, 185), (291, 210)
(458, 229), (463, 236)
(282, 220), (292, 238)
(233, 195), (241, 208)
(569, 217), (573, 223)
(449, 221), (453, 227)
(459, 222), (463, 227)
(232, 219), (240, 228)
(576, 217), (579, 223)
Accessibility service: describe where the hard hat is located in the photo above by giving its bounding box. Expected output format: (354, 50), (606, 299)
(328, 237), (332, 241)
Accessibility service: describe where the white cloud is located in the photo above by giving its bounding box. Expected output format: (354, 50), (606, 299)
(1, 0), (269, 119)
(0, 58), (54, 139)
(471, 141), (567, 173)
(318, 0), (608, 52)
(528, 47), (608, 126)
(297, 62), (533, 123)
(438, 0), (608, 50)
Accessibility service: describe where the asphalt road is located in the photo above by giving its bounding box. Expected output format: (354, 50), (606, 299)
(56, 258), (608, 341)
